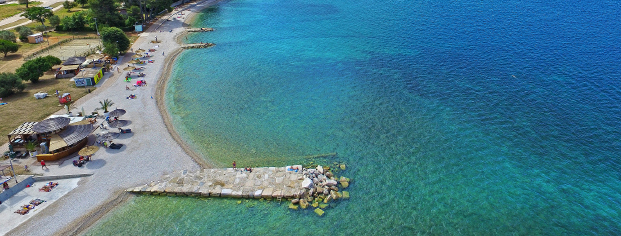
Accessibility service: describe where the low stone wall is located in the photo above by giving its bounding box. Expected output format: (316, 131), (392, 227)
(0, 176), (35, 202)
(33, 173), (93, 181)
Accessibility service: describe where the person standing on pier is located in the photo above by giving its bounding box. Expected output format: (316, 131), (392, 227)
(232, 161), (236, 170)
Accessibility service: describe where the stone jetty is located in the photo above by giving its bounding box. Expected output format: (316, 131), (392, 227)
(126, 166), (306, 199)
(186, 27), (214, 32)
(127, 164), (351, 216)
(181, 43), (216, 49)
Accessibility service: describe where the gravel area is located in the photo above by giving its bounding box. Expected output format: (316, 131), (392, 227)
(5, 1), (220, 235)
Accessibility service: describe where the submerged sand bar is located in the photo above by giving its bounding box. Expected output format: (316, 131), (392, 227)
(127, 167), (305, 199)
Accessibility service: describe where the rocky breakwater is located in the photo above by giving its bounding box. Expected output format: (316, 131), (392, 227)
(181, 43), (216, 49)
(186, 27), (215, 32)
(288, 164), (351, 216)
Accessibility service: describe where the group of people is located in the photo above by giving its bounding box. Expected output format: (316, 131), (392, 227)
(39, 182), (58, 192)
(72, 155), (91, 167)
(14, 199), (46, 215)
(232, 161), (253, 173)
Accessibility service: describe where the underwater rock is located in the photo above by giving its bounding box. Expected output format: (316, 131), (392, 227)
(340, 181), (349, 188)
(289, 203), (299, 210)
(312, 201), (319, 208)
(340, 164), (346, 170)
(342, 191), (350, 199)
(300, 199), (309, 209)
(314, 208), (325, 216)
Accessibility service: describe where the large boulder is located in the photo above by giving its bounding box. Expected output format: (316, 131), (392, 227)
(325, 180), (338, 187)
(302, 178), (314, 189)
(316, 165), (324, 174)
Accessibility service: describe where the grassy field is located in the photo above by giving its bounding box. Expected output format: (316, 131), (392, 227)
(0, 73), (94, 146)
(0, 2), (42, 21)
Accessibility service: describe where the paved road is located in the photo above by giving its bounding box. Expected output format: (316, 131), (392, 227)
(0, 0), (68, 30)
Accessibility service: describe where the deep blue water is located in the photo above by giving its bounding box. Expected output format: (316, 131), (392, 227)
(87, 0), (621, 234)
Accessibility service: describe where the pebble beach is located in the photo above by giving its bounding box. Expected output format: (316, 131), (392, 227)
(5, 1), (220, 235)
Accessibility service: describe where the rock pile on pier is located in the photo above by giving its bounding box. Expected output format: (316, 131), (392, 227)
(289, 164), (350, 216)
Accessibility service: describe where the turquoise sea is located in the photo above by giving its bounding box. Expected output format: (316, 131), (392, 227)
(86, 0), (621, 234)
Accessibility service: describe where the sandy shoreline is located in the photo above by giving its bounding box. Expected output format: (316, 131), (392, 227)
(5, 1), (221, 235)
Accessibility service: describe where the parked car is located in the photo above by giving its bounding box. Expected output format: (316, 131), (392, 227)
(44, 6), (53, 9)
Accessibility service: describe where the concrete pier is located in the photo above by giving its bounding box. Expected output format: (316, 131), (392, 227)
(126, 166), (306, 199)
(181, 43), (215, 49)
(186, 27), (214, 32)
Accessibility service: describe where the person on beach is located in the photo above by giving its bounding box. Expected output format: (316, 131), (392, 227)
(233, 161), (236, 169)
(3, 182), (8, 190)
(41, 160), (48, 170)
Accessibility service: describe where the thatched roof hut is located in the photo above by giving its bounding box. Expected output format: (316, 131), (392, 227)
(32, 117), (70, 134)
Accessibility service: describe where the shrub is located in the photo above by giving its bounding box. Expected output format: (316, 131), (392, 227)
(0, 73), (26, 97)
(15, 26), (33, 42)
(49, 15), (61, 28)
(0, 30), (16, 43)
(35, 24), (47, 32)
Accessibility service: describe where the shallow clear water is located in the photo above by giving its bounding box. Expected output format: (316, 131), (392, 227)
(86, 0), (621, 234)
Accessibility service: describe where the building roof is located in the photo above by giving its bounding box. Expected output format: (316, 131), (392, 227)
(60, 65), (80, 71)
(57, 124), (93, 146)
(32, 117), (70, 134)
(8, 122), (38, 135)
(48, 124), (93, 151)
(75, 67), (101, 79)
(62, 57), (87, 65)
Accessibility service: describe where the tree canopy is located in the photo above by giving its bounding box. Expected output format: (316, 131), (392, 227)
(75, 0), (88, 7)
(88, 0), (122, 26)
(100, 27), (130, 53)
(0, 73), (26, 98)
(16, 57), (52, 83)
(0, 40), (19, 57)
(43, 55), (62, 65)
(61, 11), (87, 31)
(63, 0), (77, 12)
(21, 7), (54, 27)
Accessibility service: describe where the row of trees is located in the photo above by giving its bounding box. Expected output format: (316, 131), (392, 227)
(0, 55), (61, 97)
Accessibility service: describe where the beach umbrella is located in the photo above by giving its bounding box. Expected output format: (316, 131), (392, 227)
(136, 49), (146, 53)
(123, 66), (136, 71)
(108, 109), (126, 117)
(132, 54), (143, 59)
(78, 145), (99, 156)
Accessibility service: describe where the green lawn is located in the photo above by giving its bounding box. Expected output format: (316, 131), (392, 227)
(0, 2), (42, 21)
